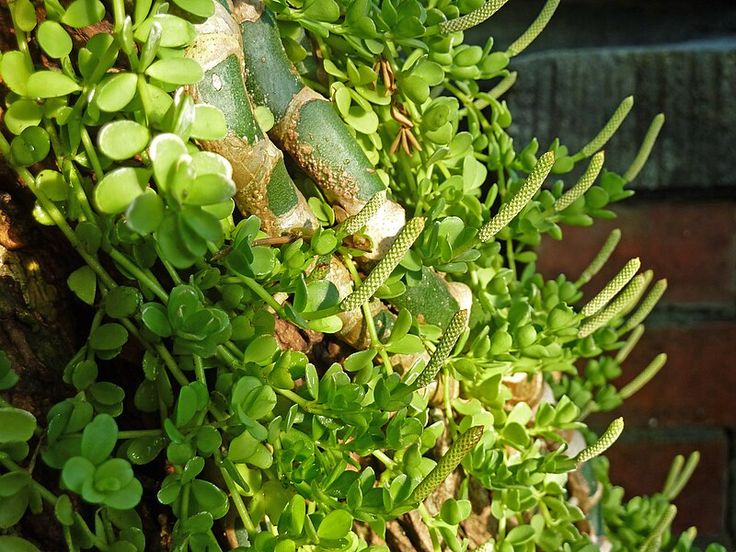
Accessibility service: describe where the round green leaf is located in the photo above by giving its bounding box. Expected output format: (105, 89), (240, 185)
(10, 126), (50, 165)
(317, 509), (353, 540)
(127, 436), (166, 465)
(149, 132), (187, 191)
(135, 14), (196, 48)
(183, 173), (235, 206)
(145, 58), (203, 85)
(102, 478), (142, 509)
(98, 120), (150, 160)
(190, 104), (227, 140)
(89, 323), (129, 351)
(4, 99), (42, 135)
(0, 407), (37, 443)
(171, 0), (214, 18)
(95, 72), (138, 112)
(140, 302), (172, 337)
(61, 0), (105, 27)
(94, 167), (149, 214)
(190, 479), (228, 519)
(67, 266), (97, 305)
(126, 189), (164, 235)
(0, 536), (41, 552)
(81, 414), (118, 464)
(54, 495), (75, 526)
(37, 21), (72, 58)
(401, 74), (429, 104)
(0, 51), (32, 96)
(37, 169), (68, 201)
(94, 458), (134, 492)
(14, 0), (36, 31)
(26, 70), (80, 98)
(104, 286), (141, 318)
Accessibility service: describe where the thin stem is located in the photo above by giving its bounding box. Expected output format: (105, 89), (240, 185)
(237, 275), (288, 320)
(216, 452), (257, 535)
(107, 248), (169, 302)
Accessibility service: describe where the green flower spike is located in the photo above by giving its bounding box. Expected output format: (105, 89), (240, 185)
(575, 417), (624, 464)
(640, 504), (677, 552)
(578, 274), (646, 338)
(506, 0), (560, 56)
(574, 96), (634, 160)
(554, 151), (605, 212)
(576, 228), (622, 286)
(440, 0), (509, 34)
(580, 257), (641, 317)
(618, 278), (667, 334)
(479, 151), (555, 242)
(414, 309), (469, 388)
(624, 113), (665, 183)
(411, 426), (484, 503)
(340, 217), (425, 311)
(337, 190), (386, 236)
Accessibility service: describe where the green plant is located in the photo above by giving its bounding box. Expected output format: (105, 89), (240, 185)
(0, 0), (725, 550)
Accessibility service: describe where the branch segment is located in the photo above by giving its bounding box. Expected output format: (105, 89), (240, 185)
(187, 2), (317, 235)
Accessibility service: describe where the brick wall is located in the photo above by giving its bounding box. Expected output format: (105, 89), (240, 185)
(485, 0), (736, 546)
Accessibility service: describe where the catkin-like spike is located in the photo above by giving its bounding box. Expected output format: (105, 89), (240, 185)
(576, 229), (621, 286)
(506, 0), (560, 56)
(619, 353), (667, 399)
(575, 417), (624, 463)
(578, 274), (646, 338)
(624, 113), (665, 183)
(414, 310), (468, 388)
(576, 96), (634, 160)
(640, 505), (677, 552)
(618, 278), (667, 334)
(580, 258), (640, 317)
(488, 71), (517, 100)
(620, 269), (653, 317)
(615, 323), (644, 363)
(339, 218), (425, 311)
(479, 151), (555, 242)
(554, 151), (605, 212)
(440, 0), (509, 34)
(411, 426), (484, 502)
(337, 191), (386, 236)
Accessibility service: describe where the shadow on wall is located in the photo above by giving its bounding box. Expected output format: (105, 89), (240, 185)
(472, 0), (736, 546)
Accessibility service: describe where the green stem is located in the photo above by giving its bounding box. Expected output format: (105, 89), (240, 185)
(237, 275), (288, 320)
(80, 127), (105, 182)
(118, 429), (163, 439)
(215, 451), (257, 535)
(107, 248), (169, 302)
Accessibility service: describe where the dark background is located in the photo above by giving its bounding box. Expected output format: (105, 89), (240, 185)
(473, 0), (736, 546)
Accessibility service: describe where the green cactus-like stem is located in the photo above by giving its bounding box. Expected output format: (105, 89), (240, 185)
(578, 274), (646, 338)
(439, 0), (509, 34)
(618, 278), (667, 335)
(411, 426), (484, 503)
(506, 0), (560, 56)
(188, 3), (316, 236)
(232, 2), (390, 218)
(414, 309), (468, 387)
(554, 151), (605, 212)
(580, 257), (641, 317)
(479, 151), (555, 242)
(340, 218), (425, 312)
(574, 96), (634, 160)
(575, 417), (624, 463)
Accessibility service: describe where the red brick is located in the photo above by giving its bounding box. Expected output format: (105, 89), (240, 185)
(604, 428), (729, 541)
(537, 201), (736, 305)
(606, 323), (736, 427)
